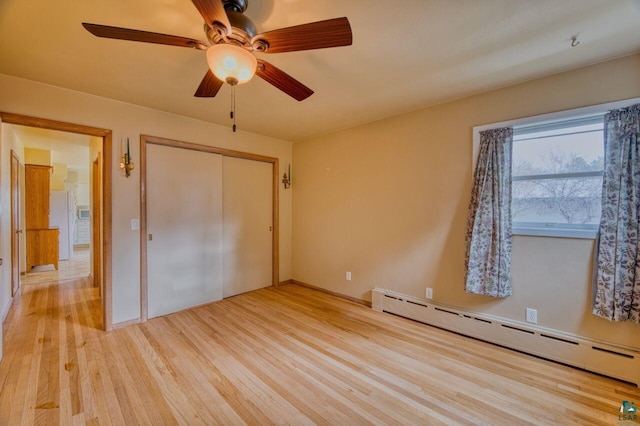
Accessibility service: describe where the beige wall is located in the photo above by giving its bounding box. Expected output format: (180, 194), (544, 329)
(0, 74), (293, 325)
(292, 53), (640, 348)
(51, 162), (67, 191)
(24, 147), (50, 165)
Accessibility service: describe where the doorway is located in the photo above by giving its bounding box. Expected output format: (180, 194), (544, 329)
(0, 112), (113, 331)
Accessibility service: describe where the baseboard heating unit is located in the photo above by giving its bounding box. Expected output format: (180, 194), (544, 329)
(371, 288), (640, 386)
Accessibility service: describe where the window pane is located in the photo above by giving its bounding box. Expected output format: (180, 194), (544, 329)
(512, 176), (602, 225)
(513, 123), (603, 176)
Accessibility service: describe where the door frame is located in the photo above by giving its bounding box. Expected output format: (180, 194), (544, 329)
(140, 134), (279, 323)
(0, 112), (113, 331)
(92, 153), (102, 294)
(10, 150), (21, 297)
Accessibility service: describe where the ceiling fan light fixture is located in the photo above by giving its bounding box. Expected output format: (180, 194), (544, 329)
(206, 44), (257, 85)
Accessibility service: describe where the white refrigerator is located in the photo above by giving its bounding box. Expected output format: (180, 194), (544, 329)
(50, 191), (76, 260)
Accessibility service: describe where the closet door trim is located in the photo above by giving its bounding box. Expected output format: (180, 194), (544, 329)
(139, 134), (280, 323)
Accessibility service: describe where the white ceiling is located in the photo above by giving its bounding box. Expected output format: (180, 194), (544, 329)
(1, 0), (639, 142)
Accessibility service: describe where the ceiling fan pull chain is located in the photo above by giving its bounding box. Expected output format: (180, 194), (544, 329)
(231, 84), (237, 132)
(230, 85), (234, 120)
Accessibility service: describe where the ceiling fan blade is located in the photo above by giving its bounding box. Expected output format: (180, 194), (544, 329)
(82, 23), (208, 50)
(190, 0), (231, 33)
(253, 17), (352, 53)
(256, 60), (313, 101)
(194, 70), (224, 97)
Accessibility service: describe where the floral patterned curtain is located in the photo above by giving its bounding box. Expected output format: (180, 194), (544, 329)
(593, 104), (640, 323)
(465, 127), (513, 297)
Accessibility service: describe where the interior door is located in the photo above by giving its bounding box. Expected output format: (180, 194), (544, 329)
(223, 156), (273, 298)
(147, 144), (223, 318)
(10, 150), (21, 297)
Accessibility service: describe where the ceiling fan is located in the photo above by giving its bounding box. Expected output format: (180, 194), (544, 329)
(82, 0), (353, 102)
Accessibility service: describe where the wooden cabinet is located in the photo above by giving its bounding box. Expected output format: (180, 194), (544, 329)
(25, 164), (52, 229)
(25, 164), (59, 270)
(26, 229), (59, 271)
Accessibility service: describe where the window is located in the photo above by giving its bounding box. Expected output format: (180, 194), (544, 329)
(472, 97), (640, 239)
(512, 116), (604, 238)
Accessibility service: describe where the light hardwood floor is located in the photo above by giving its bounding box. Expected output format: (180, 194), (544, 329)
(22, 246), (90, 286)
(0, 280), (638, 425)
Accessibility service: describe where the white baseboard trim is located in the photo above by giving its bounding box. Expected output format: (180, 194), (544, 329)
(372, 287), (640, 386)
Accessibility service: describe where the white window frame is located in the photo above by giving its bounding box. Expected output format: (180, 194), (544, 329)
(472, 97), (640, 239)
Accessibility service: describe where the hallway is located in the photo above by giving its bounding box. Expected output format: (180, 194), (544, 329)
(22, 246), (90, 286)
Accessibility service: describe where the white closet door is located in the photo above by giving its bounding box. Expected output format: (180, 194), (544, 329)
(147, 144), (223, 318)
(223, 156), (272, 298)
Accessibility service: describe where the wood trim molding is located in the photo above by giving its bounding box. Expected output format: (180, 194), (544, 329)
(102, 132), (113, 331)
(22, 164), (52, 170)
(0, 113), (111, 137)
(139, 137), (148, 322)
(0, 112), (113, 331)
(142, 135), (278, 163)
(139, 134), (280, 323)
(289, 279), (372, 308)
(272, 159), (280, 286)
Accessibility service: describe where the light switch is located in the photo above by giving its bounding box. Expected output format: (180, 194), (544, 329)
(131, 219), (140, 230)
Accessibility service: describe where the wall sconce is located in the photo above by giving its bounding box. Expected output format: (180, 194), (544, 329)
(282, 163), (291, 189)
(120, 137), (135, 178)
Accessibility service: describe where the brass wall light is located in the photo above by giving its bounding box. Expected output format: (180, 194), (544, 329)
(120, 137), (134, 178)
(282, 163), (291, 189)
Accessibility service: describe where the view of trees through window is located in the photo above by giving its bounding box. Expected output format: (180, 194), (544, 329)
(512, 120), (604, 228)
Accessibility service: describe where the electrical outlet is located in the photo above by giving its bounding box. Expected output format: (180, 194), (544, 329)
(525, 308), (537, 324)
(425, 287), (433, 299)
(346, 271), (352, 281)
